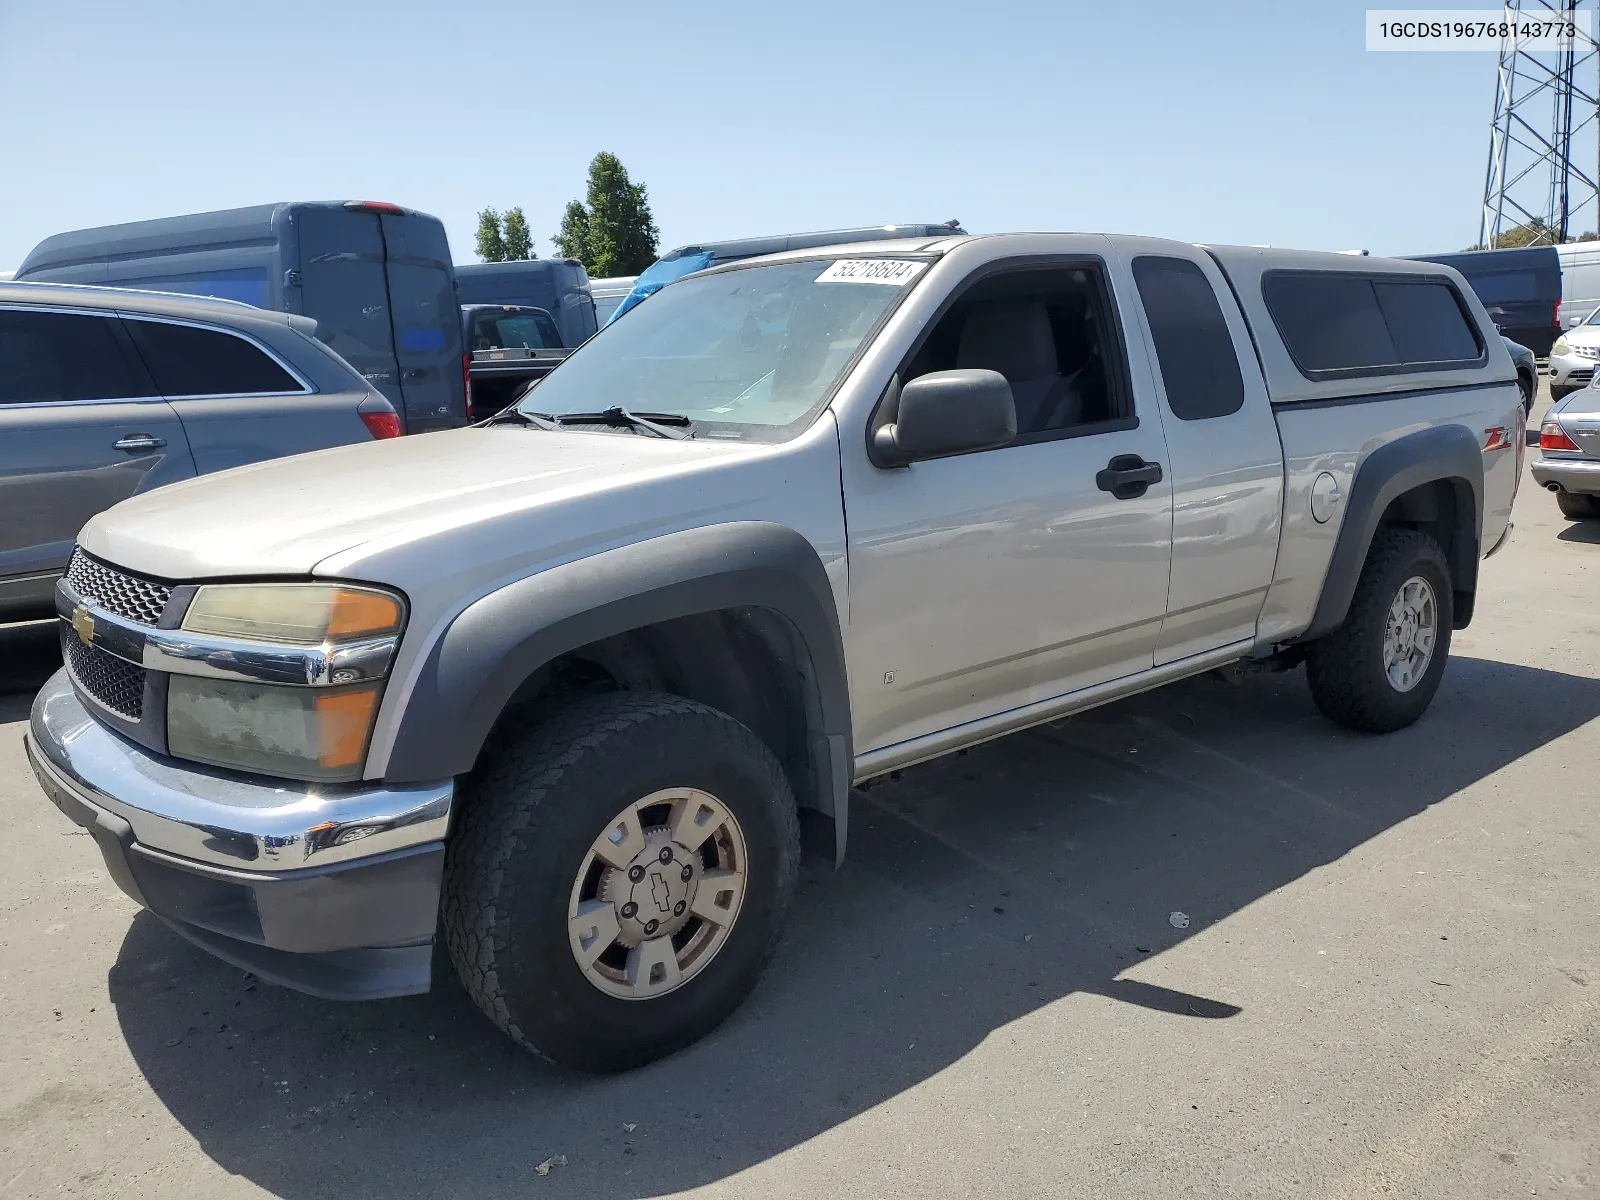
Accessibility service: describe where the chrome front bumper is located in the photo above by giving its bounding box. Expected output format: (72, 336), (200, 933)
(26, 670), (453, 999)
(1531, 455), (1600, 495)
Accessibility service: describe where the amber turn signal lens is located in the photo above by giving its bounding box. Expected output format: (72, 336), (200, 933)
(327, 589), (403, 640)
(315, 686), (382, 770)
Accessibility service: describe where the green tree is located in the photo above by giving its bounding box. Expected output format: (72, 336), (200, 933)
(502, 207), (534, 260)
(552, 200), (590, 264)
(1493, 217), (1552, 249)
(552, 153), (659, 275)
(475, 207), (507, 262)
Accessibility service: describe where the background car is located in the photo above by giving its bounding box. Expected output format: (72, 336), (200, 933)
(15, 201), (469, 433)
(0, 280), (400, 621)
(1532, 383), (1600, 519)
(1557, 239), (1600, 330)
(454, 259), (597, 348)
(1504, 335), (1537, 415)
(1548, 308), (1600, 398)
(460, 303), (571, 417)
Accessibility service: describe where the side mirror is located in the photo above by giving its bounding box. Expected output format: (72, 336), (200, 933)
(871, 369), (1017, 467)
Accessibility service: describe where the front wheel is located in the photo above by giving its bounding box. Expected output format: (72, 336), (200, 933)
(441, 691), (800, 1071)
(1306, 529), (1453, 733)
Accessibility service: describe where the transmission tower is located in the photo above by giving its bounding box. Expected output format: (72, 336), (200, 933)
(1481, 0), (1600, 247)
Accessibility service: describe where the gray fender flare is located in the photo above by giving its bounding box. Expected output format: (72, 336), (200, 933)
(381, 522), (854, 861)
(1301, 423), (1484, 642)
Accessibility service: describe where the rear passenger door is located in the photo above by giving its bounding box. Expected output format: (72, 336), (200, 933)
(120, 316), (358, 475)
(1124, 249), (1284, 663)
(0, 306), (194, 608)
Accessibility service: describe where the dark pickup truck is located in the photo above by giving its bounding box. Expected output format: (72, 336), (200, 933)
(462, 304), (570, 417)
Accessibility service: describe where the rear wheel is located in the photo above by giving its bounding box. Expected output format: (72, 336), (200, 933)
(1306, 529), (1453, 734)
(441, 691), (800, 1072)
(1556, 490), (1600, 519)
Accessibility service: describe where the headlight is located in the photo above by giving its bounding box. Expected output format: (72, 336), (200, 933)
(168, 677), (382, 782)
(167, 582), (405, 782)
(182, 583), (402, 643)
(1553, 337), (1571, 356)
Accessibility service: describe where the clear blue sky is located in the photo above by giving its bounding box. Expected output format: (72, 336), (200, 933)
(0, 0), (1524, 271)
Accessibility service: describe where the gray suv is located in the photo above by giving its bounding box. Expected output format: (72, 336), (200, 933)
(0, 282), (399, 621)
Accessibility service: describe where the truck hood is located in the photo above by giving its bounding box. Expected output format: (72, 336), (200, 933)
(79, 427), (760, 580)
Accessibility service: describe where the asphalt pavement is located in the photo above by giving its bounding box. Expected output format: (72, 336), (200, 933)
(0, 385), (1596, 1199)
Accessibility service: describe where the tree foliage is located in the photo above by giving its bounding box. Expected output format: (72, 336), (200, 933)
(476, 207), (507, 263)
(552, 152), (659, 276)
(502, 207), (534, 260)
(1492, 217), (1553, 249)
(477, 207), (535, 262)
(553, 200), (590, 264)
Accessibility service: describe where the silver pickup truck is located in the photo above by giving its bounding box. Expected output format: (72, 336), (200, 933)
(26, 233), (1520, 1072)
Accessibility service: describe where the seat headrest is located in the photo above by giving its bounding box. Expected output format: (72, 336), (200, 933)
(957, 300), (1058, 380)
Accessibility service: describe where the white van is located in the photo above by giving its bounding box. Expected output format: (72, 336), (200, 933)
(589, 275), (637, 326)
(1557, 241), (1600, 328)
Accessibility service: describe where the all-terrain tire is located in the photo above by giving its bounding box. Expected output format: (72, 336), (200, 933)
(440, 691), (800, 1072)
(1306, 528), (1453, 734)
(1556, 490), (1600, 520)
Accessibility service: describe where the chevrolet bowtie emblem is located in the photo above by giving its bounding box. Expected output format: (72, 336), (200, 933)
(71, 605), (95, 645)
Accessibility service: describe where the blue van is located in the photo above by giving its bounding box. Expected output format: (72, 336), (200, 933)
(16, 201), (470, 432)
(606, 222), (967, 325)
(454, 259), (597, 347)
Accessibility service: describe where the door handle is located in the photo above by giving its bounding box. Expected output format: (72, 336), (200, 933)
(404, 368), (427, 380)
(114, 434), (167, 453)
(1096, 454), (1163, 500)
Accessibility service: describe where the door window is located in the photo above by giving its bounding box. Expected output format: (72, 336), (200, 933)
(1132, 256), (1246, 420)
(123, 320), (302, 397)
(898, 263), (1132, 442)
(0, 309), (150, 404)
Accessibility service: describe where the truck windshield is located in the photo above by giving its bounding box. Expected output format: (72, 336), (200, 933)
(515, 257), (928, 439)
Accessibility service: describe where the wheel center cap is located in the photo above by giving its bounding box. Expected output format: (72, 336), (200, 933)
(600, 829), (698, 946)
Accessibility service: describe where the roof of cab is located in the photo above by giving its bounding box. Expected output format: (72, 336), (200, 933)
(698, 234), (971, 272)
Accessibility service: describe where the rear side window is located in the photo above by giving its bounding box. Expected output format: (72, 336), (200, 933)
(1262, 272), (1484, 379)
(124, 320), (302, 397)
(0, 309), (149, 404)
(1132, 256), (1246, 420)
(1373, 280), (1482, 363)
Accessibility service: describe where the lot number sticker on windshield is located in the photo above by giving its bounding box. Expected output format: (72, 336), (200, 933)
(815, 259), (928, 286)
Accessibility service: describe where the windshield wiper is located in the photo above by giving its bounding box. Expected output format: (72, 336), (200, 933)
(553, 407), (693, 440)
(477, 408), (559, 430)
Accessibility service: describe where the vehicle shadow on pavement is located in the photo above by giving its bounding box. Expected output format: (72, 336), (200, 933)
(1556, 520), (1600, 544)
(107, 654), (1600, 1200)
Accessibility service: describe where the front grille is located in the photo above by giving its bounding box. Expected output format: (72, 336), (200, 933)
(1569, 369), (1594, 385)
(65, 551), (172, 626)
(65, 630), (146, 720)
